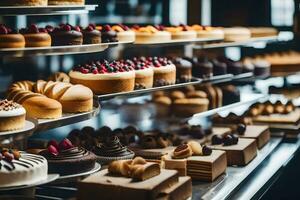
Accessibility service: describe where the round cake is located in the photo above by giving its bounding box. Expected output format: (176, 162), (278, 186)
(112, 24), (136, 42)
(173, 57), (193, 82)
(192, 25), (224, 39)
(48, 0), (84, 5)
(164, 25), (197, 40)
(223, 27), (251, 42)
(193, 58), (213, 78)
(98, 25), (118, 43)
(20, 24), (51, 47)
(0, 0), (47, 6)
(0, 149), (48, 188)
(0, 99), (26, 132)
(151, 57), (176, 87)
(40, 139), (96, 175)
(49, 24), (83, 46)
(82, 24), (101, 44)
(69, 60), (135, 94)
(133, 25), (171, 43)
(0, 25), (25, 49)
(173, 98), (209, 117)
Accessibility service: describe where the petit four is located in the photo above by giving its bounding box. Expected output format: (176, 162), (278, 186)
(20, 24), (51, 47)
(0, 25), (25, 49)
(0, 99), (26, 132)
(0, 148), (48, 187)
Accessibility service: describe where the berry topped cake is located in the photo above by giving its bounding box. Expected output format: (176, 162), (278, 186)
(112, 24), (135, 42)
(82, 24), (101, 44)
(150, 57), (176, 87)
(69, 60), (135, 94)
(20, 24), (51, 47)
(0, 148), (48, 187)
(40, 138), (97, 175)
(48, 24), (83, 46)
(0, 25), (25, 49)
(97, 25), (118, 43)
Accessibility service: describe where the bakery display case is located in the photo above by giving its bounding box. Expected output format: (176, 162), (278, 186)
(1, 0), (300, 199)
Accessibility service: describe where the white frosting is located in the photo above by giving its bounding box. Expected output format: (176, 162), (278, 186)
(69, 70), (135, 80)
(153, 64), (176, 73)
(135, 67), (154, 78)
(0, 106), (26, 117)
(0, 153), (48, 187)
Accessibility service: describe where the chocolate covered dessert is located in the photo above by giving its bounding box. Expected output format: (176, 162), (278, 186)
(99, 25), (118, 43)
(173, 57), (193, 83)
(82, 24), (101, 44)
(192, 58), (213, 78)
(49, 24), (83, 46)
(40, 138), (96, 175)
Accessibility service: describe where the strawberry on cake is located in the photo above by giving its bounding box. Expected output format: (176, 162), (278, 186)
(0, 25), (25, 49)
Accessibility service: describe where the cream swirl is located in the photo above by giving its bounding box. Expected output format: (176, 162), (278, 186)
(95, 136), (133, 157)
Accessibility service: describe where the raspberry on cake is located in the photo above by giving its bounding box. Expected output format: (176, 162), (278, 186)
(82, 24), (101, 44)
(132, 25), (171, 43)
(0, 25), (25, 49)
(20, 24), (51, 47)
(150, 57), (176, 87)
(164, 25), (197, 40)
(69, 60), (135, 94)
(48, 24), (83, 46)
(112, 24), (136, 42)
(97, 25), (118, 43)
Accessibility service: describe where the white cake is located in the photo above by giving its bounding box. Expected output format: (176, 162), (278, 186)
(0, 151), (48, 187)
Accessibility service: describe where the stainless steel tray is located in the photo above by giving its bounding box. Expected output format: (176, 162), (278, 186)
(0, 41), (133, 57)
(0, 4), (98, 16)
(196, 36), (278, 49)
(50, 163), (101, 184)
(96, 78), (202, 101)
(0, 119), (37, 142)
(0, 174), (59, 191)
(133, 38), (224, 47)
(36, 100), (100, 131)
(192, 137), (282, 200)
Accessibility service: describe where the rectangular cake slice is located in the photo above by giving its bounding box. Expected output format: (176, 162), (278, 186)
(209, 138), (257, 166)
(157, 177), (192, 200)
(240, 125), (270, 149)
(78, 169), (179, 200)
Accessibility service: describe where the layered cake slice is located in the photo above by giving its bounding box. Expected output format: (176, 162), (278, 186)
(78, 157), (192, 200)
(209, 135), (257, 166)
(164, 142), (227, 181)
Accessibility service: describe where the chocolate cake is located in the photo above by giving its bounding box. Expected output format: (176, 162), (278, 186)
(212, 59), (227, 75)
(173, 57), (193, 83)
(48, 24), (83, 46)
(82, 24), (101, 44)
(101, 25), (118, 43)
(192, 57), (213, 78)
(40, 138), (96, 175)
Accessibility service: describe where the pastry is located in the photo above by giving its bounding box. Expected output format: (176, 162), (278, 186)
(82, 24), (101, 44)
(164, 25), (197, 40)
(0, 148), (48, 187)
(169, 91), (185, 101)
(192, 25), (225, 39)
(98, 25), (118, 43)
(48, 24), (83, 46)
(129, 57), (154, 89)
(151, 57), (176, 86)
(192, 58), (213, 78)
(212, 59), (227, 75)
(48, 72), (70, 83)
(173, 98), (209, 117)
(0, 0), (47, 6)
(94, 135), (135, 164)
(39, 138), (96, 175)
(253, 60), (271, 77)
(112, 24), (136, 42)
(69, 60), (135, 94)
(0, 99), (26, 132)
(223, 27), (251, 41)
(48, 0), (84, 5)
(78, 167), (192, 200)
(173, 57), (193, 82)
(133, 25), (172, 43)
(0, 25), (25, 49)
(20, 24), (51, 47)
(209, 137), (257, 166)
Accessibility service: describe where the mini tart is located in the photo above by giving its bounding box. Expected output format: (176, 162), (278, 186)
(0, 99), (26, 132)
(112, 25), (136, 42)
(134, 67), (154, 89)
(0, 0), (47, 6)
(0, 34), (25, 49)
(153, 64), (176, 87)
(173, 98), (209, 117)
(48, 0), (84, 5)
(164, 26), (197, 40)
(192, 25), (224, 39)
(133, 26), (171, 44)
(69, 70), (135, 95)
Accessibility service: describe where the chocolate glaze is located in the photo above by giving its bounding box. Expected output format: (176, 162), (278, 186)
(50, 30), (83, 46)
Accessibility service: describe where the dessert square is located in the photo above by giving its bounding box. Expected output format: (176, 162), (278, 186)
(209, 138), (257, 166)
(240, 125), (270, 149)
(78, 169), (180, 200)
(158, 176), (192, 200)
(253, 108), (300, 125)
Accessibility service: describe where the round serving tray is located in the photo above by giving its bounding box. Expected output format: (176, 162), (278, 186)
(0, 118), (38, 142)
(0, 174), (59, 191)
(51, 162), (101, 184)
